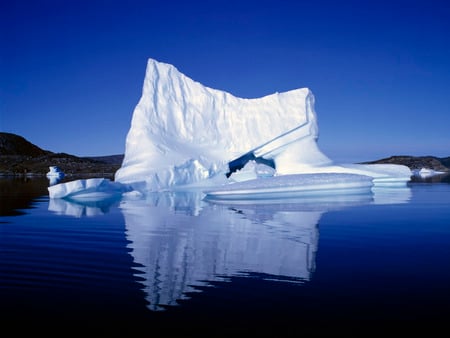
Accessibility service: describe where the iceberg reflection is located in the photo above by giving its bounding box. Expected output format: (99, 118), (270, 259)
(48, 185), (411, 311)
(48, 196), (121, 217)
(120, 191), (374, 311)
(372, 186), (412, 205)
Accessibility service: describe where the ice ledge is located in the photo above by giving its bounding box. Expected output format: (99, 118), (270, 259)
(204, 173), (374, 200)
(48, 178), (131, 201)
(47, 165), (411, 204)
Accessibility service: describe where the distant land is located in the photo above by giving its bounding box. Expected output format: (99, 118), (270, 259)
(362, 155), (450, 172)
(0, 132), (448, 177)
(0, 132), (123, 177)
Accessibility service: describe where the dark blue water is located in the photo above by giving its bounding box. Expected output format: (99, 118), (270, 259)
(1, 177), (449, 336)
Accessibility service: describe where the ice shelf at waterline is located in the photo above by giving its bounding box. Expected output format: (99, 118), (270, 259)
(48, 58), (411, 200)
(48, 178), (130, 201)
(204, 173), (374, 200)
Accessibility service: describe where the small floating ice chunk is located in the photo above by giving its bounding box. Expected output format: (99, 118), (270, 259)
(46, 166), (65, 185)
(46, 165), (65, 177)
(412, 167), (447, 178)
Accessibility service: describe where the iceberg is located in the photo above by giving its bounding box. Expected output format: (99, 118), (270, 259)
(46, 165), (64, 177)
(412, 167), (446, 178)
(46, 166), (65, 185)
(115, 58), (410, 192)
(49, 58), (411, 200)
(114, 58), (333, 191)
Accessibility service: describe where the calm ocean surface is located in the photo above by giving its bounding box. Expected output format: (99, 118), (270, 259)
(1, 175), (449, 336)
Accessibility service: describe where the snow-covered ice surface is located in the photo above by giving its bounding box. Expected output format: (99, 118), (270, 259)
(48, 58), (412, 201)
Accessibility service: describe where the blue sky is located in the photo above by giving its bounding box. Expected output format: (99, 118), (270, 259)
(1, 0), (449, 163)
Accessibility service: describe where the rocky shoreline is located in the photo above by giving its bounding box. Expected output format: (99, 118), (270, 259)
(0, 132), (123, 177)
(2, 153), (449, 179)
(0, 153), (123, 177)
(1, 132), (448, 178)
(361, 155), (450, 172)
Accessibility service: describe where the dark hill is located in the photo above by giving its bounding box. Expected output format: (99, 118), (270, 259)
(440, 157), (450, 168)
(0, 132), (51, 156)
(0, 132), (123, 176)
(361, 155), (449, 172)
(84, 154), (124, 165)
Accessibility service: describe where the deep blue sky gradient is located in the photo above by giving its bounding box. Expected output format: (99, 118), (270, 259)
(1, 0), (449, 162)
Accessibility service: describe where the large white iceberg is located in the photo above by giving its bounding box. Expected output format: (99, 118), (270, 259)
(49, 58), (411, 200)
(114, 58), (334, 191)
(114, 58), (410, 191)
